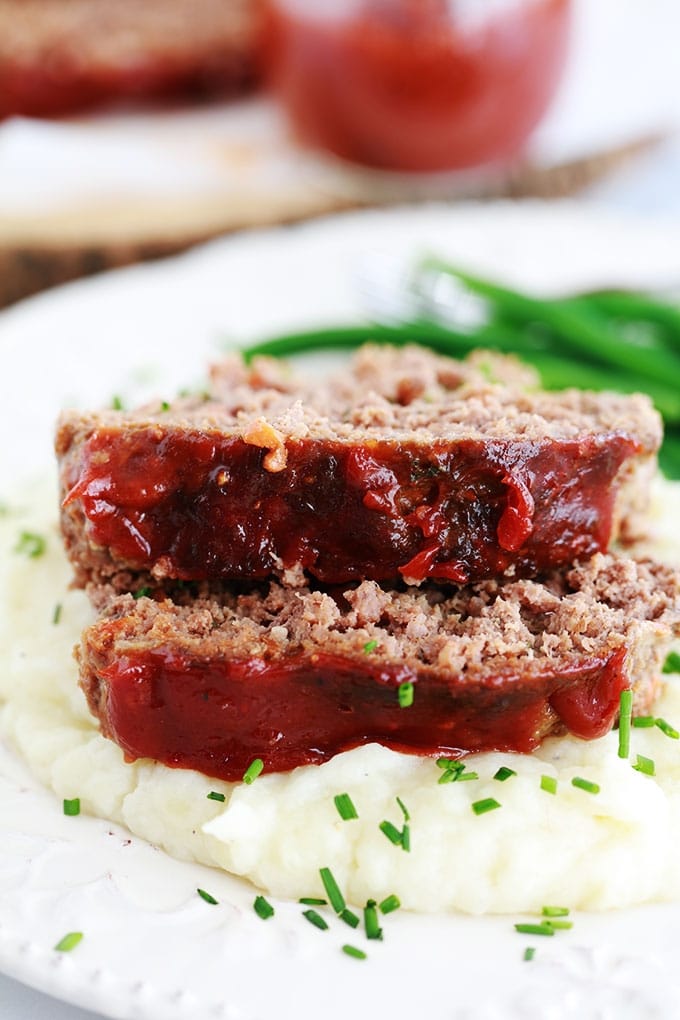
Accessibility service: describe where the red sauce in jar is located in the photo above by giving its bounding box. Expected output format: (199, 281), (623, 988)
(264, 0), (571, 171)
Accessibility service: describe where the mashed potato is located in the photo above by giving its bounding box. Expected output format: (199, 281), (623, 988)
(2, 475), (680, 914)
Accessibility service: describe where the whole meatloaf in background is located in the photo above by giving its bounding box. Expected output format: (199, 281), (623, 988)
(0, 0), (260, 118)
(56, 345), (662, 592)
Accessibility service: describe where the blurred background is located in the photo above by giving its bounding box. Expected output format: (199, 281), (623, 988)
(1, 0), (679, 308)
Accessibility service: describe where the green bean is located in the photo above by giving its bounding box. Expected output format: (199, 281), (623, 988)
(420, 259), (680, 388)
(585, 290), (680, 350)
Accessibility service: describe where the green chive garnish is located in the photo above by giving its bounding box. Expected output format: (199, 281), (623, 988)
(160, 401), (170, 412)
(656, 718), (679, 740)
(379, 894), (401, 915)
(133, 586), (152, 599)
(111, 395), (124, 410)
(546, 920), (573, 931)
(207, 791), (226, 802)
(471, 798), (501, 816)
(299, 897), (327, 906)
(632, 716), (655, 728)
(663, 651), (680, 674)
(14, 531), (46, 558)
(494, 766), (516, 782)
(243, 758), (264, 784)
(541, 906), (569, 917)
(618, 689), (633, 759)
(363, 900), (383, 940)
(334, 793), (358, 821)
(379, 820), (403, 846)
(514, 923), (555, 936)
(302, 909), (328, 931)
(436, 757), (463, 770)
(253, 895), (274, 919)
(63, 798), (80, 816)
(54, 932), (83, 952)
(401, 824), (411, 853)
(319, 867), (346, 914)
(198, 888), (218, 905)
(340, 908), (360, 929)
(363, 639), (378, 654)
(633, 754), (656, 776)
(540, 775), (557, 795)
(524, 947), (536, 961)
(396, 796), (410, 822)
(342, 944), (367, 960)
(52, 603), (62, 625)
(571, 777), (600, 795)
(398, 681), (414, 708)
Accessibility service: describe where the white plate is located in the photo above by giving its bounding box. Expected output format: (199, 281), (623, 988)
(2, 202), (680, 1020)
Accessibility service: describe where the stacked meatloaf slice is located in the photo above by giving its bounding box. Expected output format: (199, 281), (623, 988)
(57, 345), (680, 781)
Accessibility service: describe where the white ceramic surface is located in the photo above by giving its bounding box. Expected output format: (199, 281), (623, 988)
(2, 203), (680, 1020)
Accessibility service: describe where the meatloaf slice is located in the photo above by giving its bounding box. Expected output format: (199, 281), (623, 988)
(78, 554), (680, 782)
(57, 345), (661, 591)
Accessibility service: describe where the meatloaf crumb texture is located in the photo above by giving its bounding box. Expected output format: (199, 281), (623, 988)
(57, 345), (662, 590)
(78, 554), (680, 781)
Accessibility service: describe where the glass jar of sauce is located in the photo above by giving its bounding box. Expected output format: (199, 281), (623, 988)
(264, 0), (571, 173)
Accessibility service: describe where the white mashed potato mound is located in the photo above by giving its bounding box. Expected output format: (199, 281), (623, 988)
(2, 475), (680, 915)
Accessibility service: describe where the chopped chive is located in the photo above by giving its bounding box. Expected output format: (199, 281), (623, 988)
(398, 681), (414, 708)
(379, 820), (403, 846)
(319, 867), (346, 914)
(133, 586), (152, 599)
(302, 909), (328, 931)
(663, 651), (680, 674)
(342, 944), (367, 960)
(379, 894), (401, 915)
(160, 400), (170, 412)
(436, 758), (464, 771)
(514, 923), (555, 936)
(632, 716), (656, 728)
(334, 793), (359, 820)
(207, 791), (226, 802)
(524, 947), (536, 961)
(197, 888), (218, 905)
(571, 777), (600, 795)
(364, 900), (383, 940)
(52, 603), (63, 625)
(54, 932), (83, 952)
(545, 920), (573, 931)
(243, 758), (264, 784)
(633, 754), (656, 776)
(656, 718), (679, 740)
(363, 639), (378, 654)
(541, 906), (569, 918)
(494, 766), (517, 782)
(396, 796), (410, 822)
(253, 894), (274, 919)
(339, 908), (360, 929)
(455, 771), (479, 782)
(63, 798), (80, 817)
(111, 395), (124, 410)
(401, 823), (411, 853)
(471, 798), (501, 816)
(540, 775), (557, 795)
(299, 897), (327, 906)
(618, 689), (633, 758)
(437, 769), (458, 785)
(14, 531), (46, 558)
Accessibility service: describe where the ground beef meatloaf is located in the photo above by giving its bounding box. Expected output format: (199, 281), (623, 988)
(78, 554), (680, 781)
(57, 346), (661, 592)
(0, 0), (259, 119)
